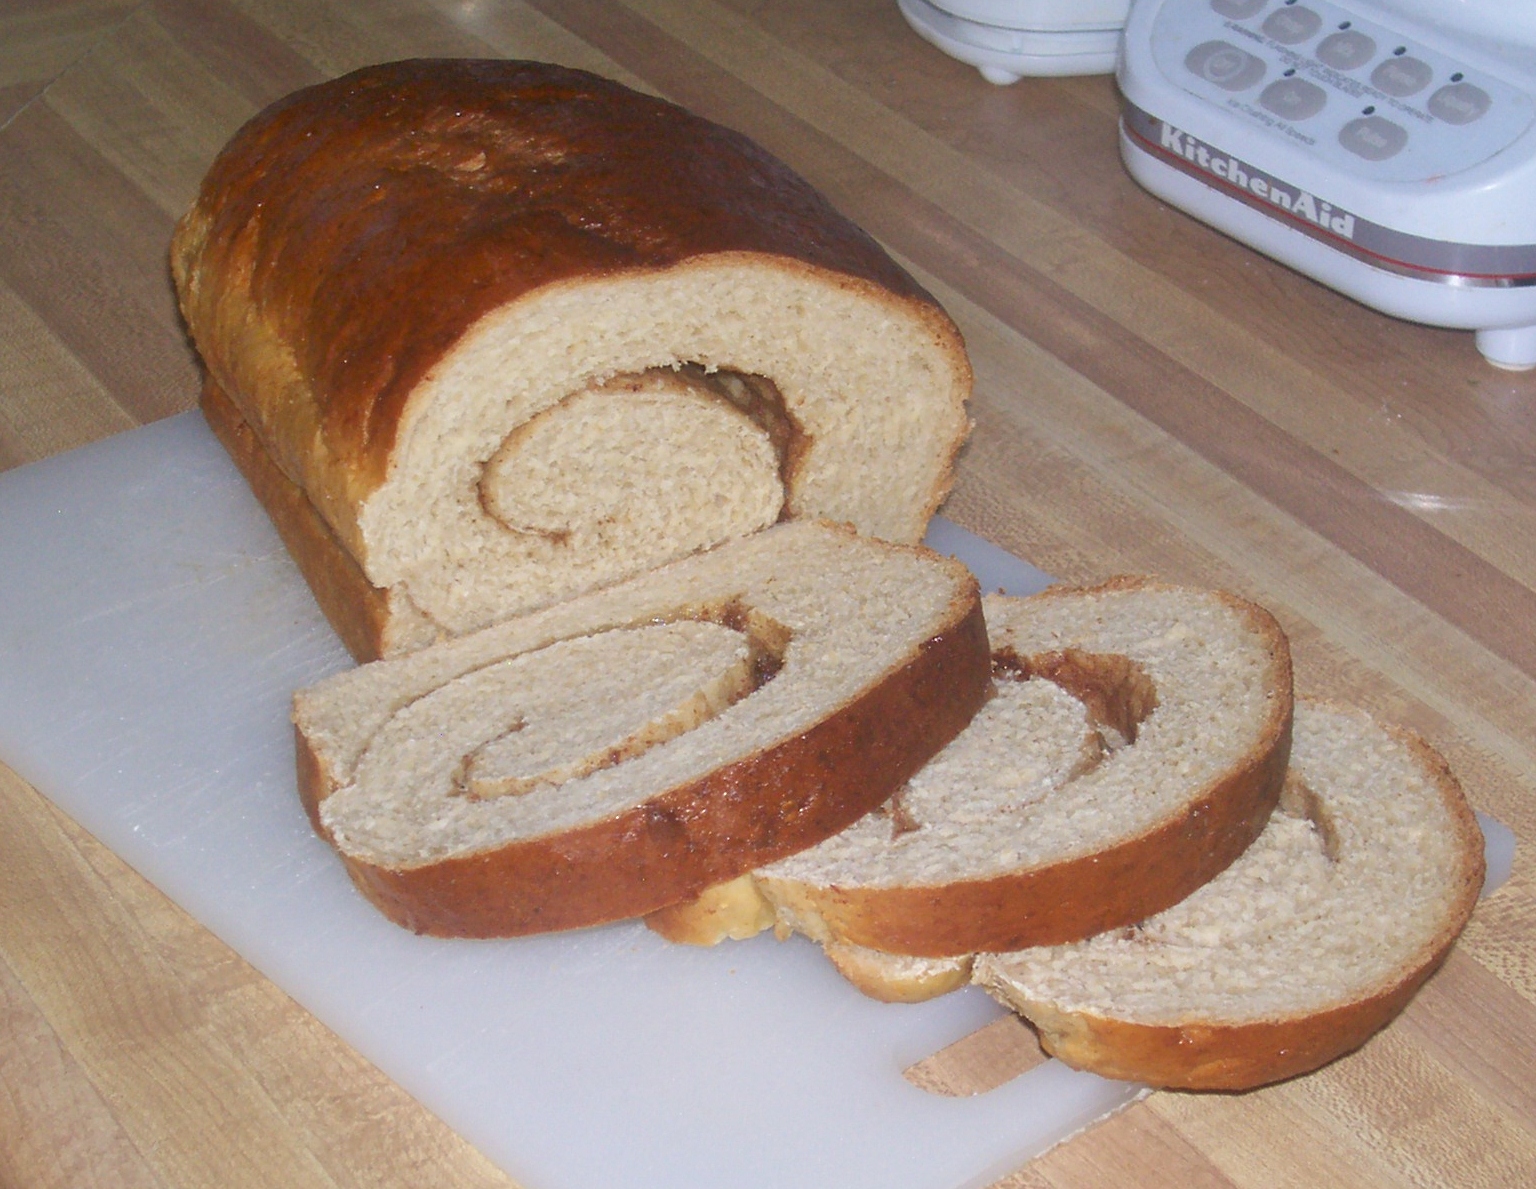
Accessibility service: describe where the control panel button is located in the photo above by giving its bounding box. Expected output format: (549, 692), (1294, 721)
(1211, 0), (1267, 17)
(1370, 55), (1433, 97)
(1186, 40), (1268, 91)
(1339, 115), (1409, 160)
(1261, 77), (1328, 120)
(1316, 29), (1376, 70)
(1428, 81), (1492, 125)
(1261, 5), (1322, 45)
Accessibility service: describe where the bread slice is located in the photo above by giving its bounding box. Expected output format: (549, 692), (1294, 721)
(647, 579), (1293, 963)
(171, 59), (972, 659)
(973, 699), (1486, 1091)
(293, 522), (991, 937)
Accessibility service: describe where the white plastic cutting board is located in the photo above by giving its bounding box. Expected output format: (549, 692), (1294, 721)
(0, 414), (1512, 1189)
(0, 413), (1143, 1189)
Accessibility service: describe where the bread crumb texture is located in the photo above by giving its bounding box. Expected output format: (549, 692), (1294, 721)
(977, 701), (1480, 1023)
(363, 264), (968, 636)
(296, 522), (976, 867)
(763, 583), (1286, 888)
(824, 942), (973, 1003)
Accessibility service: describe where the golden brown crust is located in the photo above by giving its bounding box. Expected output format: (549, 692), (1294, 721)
(200, 377), (435, 662)
(822, 944), (974, 1004)
(1015, 967), (1444, 1090)
(753, 581), (1294, 957)
(759, 738), (1285, 956)
(170, 59), (965, 550)
(644, 873), (777, 946)
(296, 586), (993, 937)
(293, 720), (334, 841)
(1018, 901), (1476, 1091)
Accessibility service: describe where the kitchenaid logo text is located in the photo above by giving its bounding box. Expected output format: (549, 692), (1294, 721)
(1158, 122), (1356, 240)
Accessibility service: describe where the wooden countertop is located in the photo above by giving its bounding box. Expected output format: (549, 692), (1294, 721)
(2, 1), (1532, 1186)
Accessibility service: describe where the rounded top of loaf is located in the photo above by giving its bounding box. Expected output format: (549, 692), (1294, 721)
(171, 58), (945, 478)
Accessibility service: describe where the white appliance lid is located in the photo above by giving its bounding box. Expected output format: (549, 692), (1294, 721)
(926, 0), (1130, 31)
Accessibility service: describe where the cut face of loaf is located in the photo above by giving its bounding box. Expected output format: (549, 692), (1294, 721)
(171, 59), (972, 659)
(646, 579), (1294, 961)
(974, 700), (1486, 1091)
(293, 522), (991, 937)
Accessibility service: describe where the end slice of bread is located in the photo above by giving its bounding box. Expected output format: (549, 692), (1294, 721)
(648, 578), (1294, 958)
(172, 61), (974, 659)
(973, 699), (1486, 1091)
(293, 521), (991, 937)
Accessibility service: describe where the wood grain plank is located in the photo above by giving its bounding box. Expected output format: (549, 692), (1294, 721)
(0, 769), (343, 1189)
(56, 783), (520, 1189)
(227, 0), (486, 75)
(421, 0), (657, 87)
(0, 80), (42, 126)
(1147, 1083), (1419, 1189)
(1138, 978), (1536, 1189)
(1014, 1102), (1239, 1189)
(0, 0), (140, 123)
(1393, 948), (1536, 1132)
(42, 5), (265, 221)
(0, 101), (197, 436)
(898, 219), (1536, 683)
(1280, 1021), (1536, 1189)
(1457, 879), (1536, 1005)
(0, 947), (167, 1189)
(147, 0), (323, 109)
(0, 280), (137, 469)
(903, 1015), (1049, 1097)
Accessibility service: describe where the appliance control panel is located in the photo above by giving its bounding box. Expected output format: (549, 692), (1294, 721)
(1150, 0), (1534, 183)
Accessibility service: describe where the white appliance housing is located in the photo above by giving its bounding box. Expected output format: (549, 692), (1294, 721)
(899, 0), (1132, 83)
(1117, 0), (1536, 368)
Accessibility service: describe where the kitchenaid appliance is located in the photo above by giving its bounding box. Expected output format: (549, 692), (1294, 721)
(1116, 0), (1536, 368)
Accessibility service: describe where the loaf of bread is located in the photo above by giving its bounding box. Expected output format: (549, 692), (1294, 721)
(647, 579), (1294, 971)
(293, 522), (991, 937)
(974, 700), (1486, 1090)
(171, 59), (973, 660)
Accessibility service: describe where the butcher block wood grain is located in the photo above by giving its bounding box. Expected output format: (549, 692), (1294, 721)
(1, 1), (1533, 1186)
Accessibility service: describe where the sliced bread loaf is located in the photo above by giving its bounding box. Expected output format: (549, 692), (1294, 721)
(974, 699), (1486, 1090)
(293, 521), (991, 937)
(172, 59), (972, 659)
(647, 579), (1294, 962)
